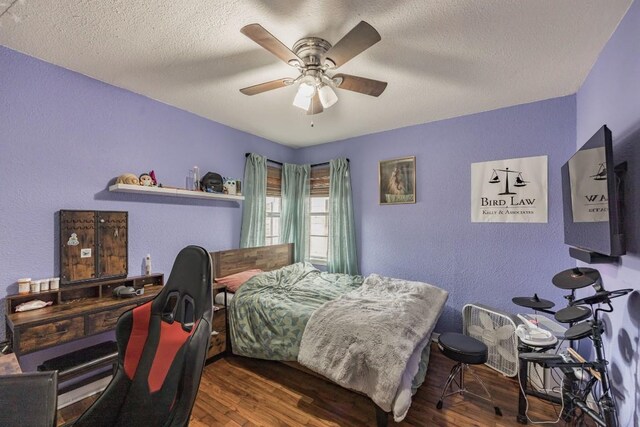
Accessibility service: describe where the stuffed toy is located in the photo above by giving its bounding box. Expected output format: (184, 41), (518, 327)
(223, 178), (237, 195)
(116, 173), (139, 185)
(139, 173), (154, 186)
(149, 170), (158, 186)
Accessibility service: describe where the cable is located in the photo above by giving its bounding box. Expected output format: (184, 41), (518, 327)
(518, 359), (565, 424)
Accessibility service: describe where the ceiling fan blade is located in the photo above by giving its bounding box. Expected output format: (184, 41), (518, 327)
(240, 78), (293, 96)
(306, 93), (323, 115)
(334, 74), (387, 97)
(324, 21), (381, 69)
(241, 24), (302, 67)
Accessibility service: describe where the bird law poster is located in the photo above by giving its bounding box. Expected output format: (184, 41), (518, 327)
(471, 155), (548, 223)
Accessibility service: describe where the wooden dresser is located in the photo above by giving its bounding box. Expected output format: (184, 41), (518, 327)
(5, 274), (163, 356)
(207, 284), (228, 360)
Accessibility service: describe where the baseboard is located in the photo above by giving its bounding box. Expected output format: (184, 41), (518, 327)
(57, 375), (111, 409)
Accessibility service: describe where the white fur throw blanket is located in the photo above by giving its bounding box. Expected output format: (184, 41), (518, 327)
(298, 274), (448, 421)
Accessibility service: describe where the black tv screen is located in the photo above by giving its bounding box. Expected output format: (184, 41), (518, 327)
(561, 125), (625, 256)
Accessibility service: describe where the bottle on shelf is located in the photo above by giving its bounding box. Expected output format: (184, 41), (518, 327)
(193, 166), (200, 191)
(145, 254), (152, 275)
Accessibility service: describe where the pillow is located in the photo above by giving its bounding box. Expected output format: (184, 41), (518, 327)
(214, 269), (263, 293)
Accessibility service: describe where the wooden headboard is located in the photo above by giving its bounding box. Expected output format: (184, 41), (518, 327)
(210, 243), (294, 279)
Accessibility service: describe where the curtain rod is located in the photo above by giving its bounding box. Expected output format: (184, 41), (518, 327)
(244, 153), (349, 168)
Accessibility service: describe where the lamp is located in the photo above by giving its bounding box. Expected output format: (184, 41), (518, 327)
(293, 91), (312, 110)
(292, 73), (339, 112)
(292, 75), (317, 110)
(292, 84), (314, 110)
(318, 84), (338, 108)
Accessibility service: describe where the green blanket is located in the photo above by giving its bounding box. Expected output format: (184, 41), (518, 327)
(229, 262), (363, 360)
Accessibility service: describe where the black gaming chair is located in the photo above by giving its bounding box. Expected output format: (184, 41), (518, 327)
(74, 246), (213, 427)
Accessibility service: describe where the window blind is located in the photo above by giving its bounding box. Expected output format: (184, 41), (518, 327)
(268, 164), (329, 196)
(267, 165), (282, 196)
(310, 165), (330, 197)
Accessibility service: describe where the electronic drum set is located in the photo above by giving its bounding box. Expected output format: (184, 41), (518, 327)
(512, 267), (633, 426)
(512, 267), (632, 342)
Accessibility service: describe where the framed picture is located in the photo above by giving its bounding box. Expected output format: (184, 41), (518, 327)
(379, 156), (416, 204)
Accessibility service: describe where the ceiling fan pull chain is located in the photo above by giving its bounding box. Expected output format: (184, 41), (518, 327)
(310, 101), (314, 127)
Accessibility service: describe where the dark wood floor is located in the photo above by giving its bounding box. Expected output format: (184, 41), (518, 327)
(59, 342), (570, 426)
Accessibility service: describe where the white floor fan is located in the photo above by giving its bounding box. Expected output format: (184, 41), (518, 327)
(463, 304), (519, 377)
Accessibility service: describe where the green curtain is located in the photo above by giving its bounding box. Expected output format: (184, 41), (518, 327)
(328, 158), (359, 274)
(280, 163), (310, 262)
(240, 153), (267, 248)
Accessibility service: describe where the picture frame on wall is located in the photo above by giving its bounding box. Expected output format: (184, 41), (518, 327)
(379, 156), (416, 205)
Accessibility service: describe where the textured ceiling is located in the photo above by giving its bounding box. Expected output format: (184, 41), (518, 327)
(0, 0), (632, 147)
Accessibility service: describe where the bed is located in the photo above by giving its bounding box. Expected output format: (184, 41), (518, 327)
(209, 243), (448, 426)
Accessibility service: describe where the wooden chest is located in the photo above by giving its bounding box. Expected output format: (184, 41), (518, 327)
(60, 210), (128, 284)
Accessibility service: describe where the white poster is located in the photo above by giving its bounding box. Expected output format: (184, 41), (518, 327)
(568, 147), (608, 222)
(471, 155), (548, 223)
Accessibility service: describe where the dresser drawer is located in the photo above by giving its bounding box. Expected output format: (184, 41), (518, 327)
(208, 309), (226, 358)
(19, 317), (85, 354)
(87, 304), (135, 335)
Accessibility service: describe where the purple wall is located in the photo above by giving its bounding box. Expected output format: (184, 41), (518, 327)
(576, 1), (640, 423)
(0, 46), (294, 370)
(296, 96), (576, 332)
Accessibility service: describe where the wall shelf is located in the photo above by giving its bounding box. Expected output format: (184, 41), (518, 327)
(109, 183), (244, 201)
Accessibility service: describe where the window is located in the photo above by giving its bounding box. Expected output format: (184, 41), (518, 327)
(265, 165), (282, 247)
(309, 165), (330, 264)
(263, 164), (330, 264)
(265, 196), (281, 246)
(309, 196), (329, 263)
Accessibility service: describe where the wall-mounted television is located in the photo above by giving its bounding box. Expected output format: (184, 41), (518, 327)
(561, 125), (625, 261)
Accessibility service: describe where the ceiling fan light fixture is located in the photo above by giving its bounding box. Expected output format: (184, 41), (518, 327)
(318, 84), (338, 109)
(293, 75), (317, 110)
(292, 88), (313, 110)
(297, 81), (316, 97)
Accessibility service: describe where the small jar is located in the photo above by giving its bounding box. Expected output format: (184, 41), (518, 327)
(30, 280), (40, 293)
(40, 279), (50, 291)
(18, 278), (31, 294)
(50, 277), (60, 290)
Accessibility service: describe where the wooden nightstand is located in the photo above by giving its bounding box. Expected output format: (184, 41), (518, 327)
(207, 284), (227, 359)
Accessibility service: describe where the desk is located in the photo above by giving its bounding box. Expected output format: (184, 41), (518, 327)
(5, 274), (163, 356)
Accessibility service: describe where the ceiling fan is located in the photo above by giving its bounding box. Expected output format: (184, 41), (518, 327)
(239, 21), (387, 115)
